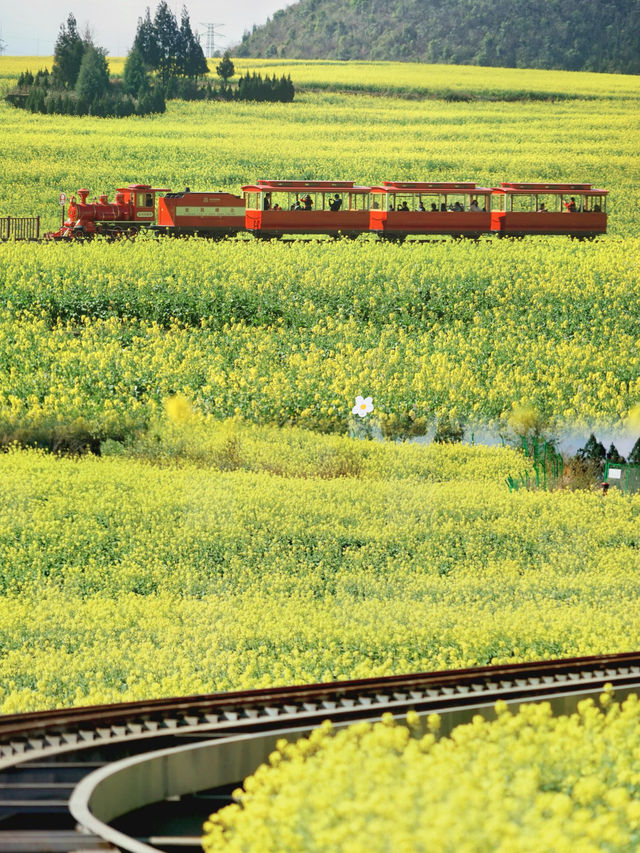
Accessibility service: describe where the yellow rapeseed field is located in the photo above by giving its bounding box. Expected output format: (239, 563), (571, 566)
(0, 236), (639, 439)
(1, 56), (639, 840)
(0, 58), (637, 234)
(1, 426), (640, 713)
(203, 692), (640, 852)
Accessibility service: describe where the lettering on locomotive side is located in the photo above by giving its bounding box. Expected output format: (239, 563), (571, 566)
(176, 206), (245, 217)
(135, 211), (155, 219)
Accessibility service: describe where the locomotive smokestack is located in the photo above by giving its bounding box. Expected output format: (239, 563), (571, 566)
(77, 188), (90, 204)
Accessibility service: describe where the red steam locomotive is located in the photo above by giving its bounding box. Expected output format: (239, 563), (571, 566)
(46, 180), (608, 241)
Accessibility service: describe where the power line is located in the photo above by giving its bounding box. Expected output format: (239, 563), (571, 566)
(200, 23), (224, 58)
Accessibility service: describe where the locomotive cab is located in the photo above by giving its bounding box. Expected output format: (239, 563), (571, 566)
(117, 184), (170, 226)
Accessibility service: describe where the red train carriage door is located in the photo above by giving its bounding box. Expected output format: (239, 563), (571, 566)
(243, 186), (262, 231)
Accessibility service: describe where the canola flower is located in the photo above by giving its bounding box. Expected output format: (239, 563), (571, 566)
(352, 395), (374, 418)
(203, 689), (640, 852)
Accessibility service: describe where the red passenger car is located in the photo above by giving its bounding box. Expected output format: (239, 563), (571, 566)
(370, 182), (493, 238)
(242, 180), (371, 236)
(156, 189), (245, 236)
(491, 183), (608, 237)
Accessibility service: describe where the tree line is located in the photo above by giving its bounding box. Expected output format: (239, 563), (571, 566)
(7, 2), (295, 118)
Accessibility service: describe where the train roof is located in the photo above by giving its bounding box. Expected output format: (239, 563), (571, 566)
(372, 182), (492, 193)
(116, 184), (171, 193)
(496, 182), (608, 195)
(243, 180), (369, 194)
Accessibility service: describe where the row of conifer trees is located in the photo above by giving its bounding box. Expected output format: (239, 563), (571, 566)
(7, 2), (295, 118)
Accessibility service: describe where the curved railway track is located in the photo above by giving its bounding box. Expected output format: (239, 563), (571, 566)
(2, 651), (640, 852)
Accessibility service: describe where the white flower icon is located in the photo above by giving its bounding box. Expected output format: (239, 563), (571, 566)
(352, 395), (374, 418)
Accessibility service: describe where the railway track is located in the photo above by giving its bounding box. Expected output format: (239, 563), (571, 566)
(2, 651), (640, 853)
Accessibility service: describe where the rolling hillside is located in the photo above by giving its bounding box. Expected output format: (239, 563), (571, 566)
(235, 0), (640, 74)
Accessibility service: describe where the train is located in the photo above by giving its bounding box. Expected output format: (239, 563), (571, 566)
(45, 179), (608, 241)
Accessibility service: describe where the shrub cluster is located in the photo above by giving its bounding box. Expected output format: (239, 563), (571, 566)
(234, 72), (295, 103)
(10, 77), (165, 117)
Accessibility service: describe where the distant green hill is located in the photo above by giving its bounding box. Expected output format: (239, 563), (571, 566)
(235, 0), (640, 74)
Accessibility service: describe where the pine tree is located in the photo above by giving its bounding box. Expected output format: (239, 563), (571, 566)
(123, 48), (149, 96)
(628, 437), (640, 465)
(133, 8), (159, 70)
(25, 87), (46, 113)
(606, 443), (625, 463)
(216, 51), (235, 82)
(52, 14), (85, 89)
(153, 1), (180, 87)
(178, 7), (209, 79)
(76, 44), (110, 102)
(576, 433), (606, 462)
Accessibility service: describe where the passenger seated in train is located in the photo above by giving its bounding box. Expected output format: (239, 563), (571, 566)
(372, 200), (380, 209)
(329, 194), (343, 211)
(291, 196), (302, 210)
(418, 201), (426, 212)
(431, 203), (438, 211)
(389, 202), (395, 211)
(303, 194), (313, 210)
(539, 202), (548, 212)
(469, 198), (480, 211)
(399, 201), (410, 211)
(593, 203), (601, 212)
(263, 192), (272, 211)
(440, 203), (447, 211)
(453, 201), (464, 211)
(564, 197), (577, 212)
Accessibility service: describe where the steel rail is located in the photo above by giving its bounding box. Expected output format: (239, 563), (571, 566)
(2, 651), (640, 852)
